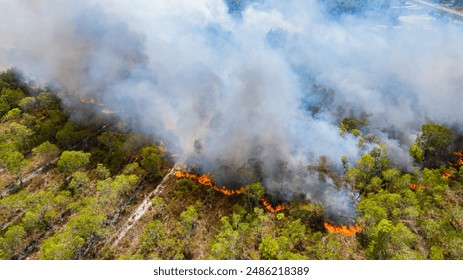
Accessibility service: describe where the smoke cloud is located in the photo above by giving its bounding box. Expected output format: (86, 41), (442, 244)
(2, 0), (463, 223)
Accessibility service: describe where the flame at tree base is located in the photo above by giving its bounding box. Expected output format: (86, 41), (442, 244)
(260, 197), (287, 213)
(176, 170), (247, 195)
(324, 221), (361, 236)
(443, 150), (463, 179)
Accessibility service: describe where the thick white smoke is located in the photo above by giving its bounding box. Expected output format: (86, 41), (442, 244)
(2, 0), (463, 222)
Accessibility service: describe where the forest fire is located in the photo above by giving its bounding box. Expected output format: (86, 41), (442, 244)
(175, 170), (247, 196)
(323, 221), (361, 237)
(176, 170), (288, 210)
(260, 198), (287, 213)
(176, 170), (354, 230)
(442, 150), (463, 179)
(449, 150), (463, 167)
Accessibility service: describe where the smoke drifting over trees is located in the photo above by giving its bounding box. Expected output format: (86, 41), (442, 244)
(2, 0), (463, 223)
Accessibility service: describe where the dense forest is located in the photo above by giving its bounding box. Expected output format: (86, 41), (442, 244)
(1, 69), (462, 260)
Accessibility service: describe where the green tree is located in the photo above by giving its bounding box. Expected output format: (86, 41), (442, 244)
(259, 234), (281, 260)
(20, 113), (39, 129)
(37, 92), (61, 110)
(8, 122), (34, 151)
(209, 216), (241, 259)
(96, 174), (140, 214)
(243, 182), (265, 207)
(180, 205), (199, 235)
(339, 117), (367, 135)
(365, 219), (418, 259)
(258, 234), (292, 260)
(22, 210), (42, 233)
(409, 144), (424, 164)
(97, 131), (125, 154)
(1, 108), (22, 122)
(414, 124), (454, 167)
(151, 197), (164, 216)
(0, 99), (10, 117)
(138, 220), (164, 254)
(23, 189), (70, 230)
(40, 231), (85, 260)
(122, 162), (145, 177)
(66, 211), (106, 240)
(55, 123), (77, 149)
(32, 141), (60, 160)
(68, 171), (91, 193)
(0, 225), (26, 258)
(280, 219), (306, 249)
(18, 96), (37, 113)
(140, 145), (162, 179)
(38, 119), (62, 143)
(319, 235), (342, 260)
(1, 88), (25, 107)
(111, 174), (140, 197)
(367, 176), (383, 193)
(95, 163), (110, 179)
(381, 168), (400, 191)
(0, 190), (29, 213)
(0, 150), (27, 181)
(57, 150), (91, 176)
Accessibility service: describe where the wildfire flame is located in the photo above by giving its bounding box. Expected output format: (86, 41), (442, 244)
(323, 221), (361, 237)
(176, 170), (247, 196)
(448, 150), (463, 167)
(443, 150), (463, 180)
(260, 197), (287, 213)
(410, 183), (425, 190)
(449, 158), (463, 167)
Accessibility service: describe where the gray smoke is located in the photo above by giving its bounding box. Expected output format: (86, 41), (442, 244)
(2, 0), (463, 223)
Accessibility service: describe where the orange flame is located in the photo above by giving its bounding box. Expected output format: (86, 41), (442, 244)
(443, 171), (451, 179)
(260, 197), (287, 213)
(323, 221), (361, 236)
(176, 170), (247, 196)
(410, 183), (425, 190)
(176, 170), (198, 180)
(449, 150), (463, 168)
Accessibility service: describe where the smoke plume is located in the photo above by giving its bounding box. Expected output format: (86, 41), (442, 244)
(2, 0), (463, 223)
